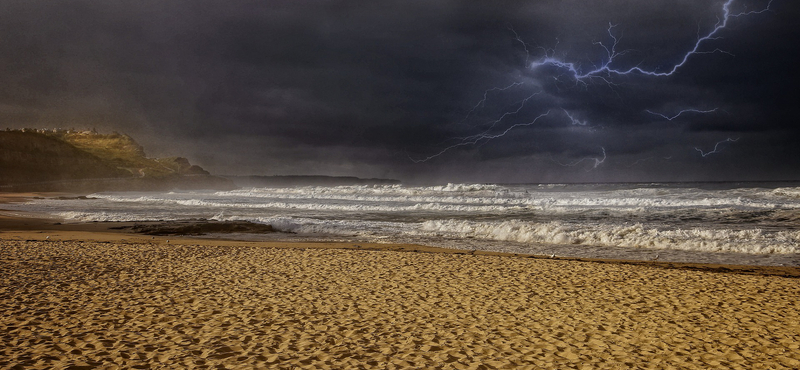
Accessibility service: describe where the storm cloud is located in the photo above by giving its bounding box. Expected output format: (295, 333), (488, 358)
(1, 0), (797, 183)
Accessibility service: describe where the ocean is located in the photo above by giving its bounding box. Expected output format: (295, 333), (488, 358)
(7, 182), (800, 266)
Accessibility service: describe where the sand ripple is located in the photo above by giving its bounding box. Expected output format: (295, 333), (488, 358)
(1, 240), (799, 369)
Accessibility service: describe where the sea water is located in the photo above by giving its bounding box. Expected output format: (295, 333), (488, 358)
(7, 182), (800, 266)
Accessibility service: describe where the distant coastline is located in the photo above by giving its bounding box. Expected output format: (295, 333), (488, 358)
(225, 175), (401, 188)
(0, 129), (399, 192)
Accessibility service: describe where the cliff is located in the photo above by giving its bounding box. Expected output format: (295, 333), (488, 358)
(0, 129), (234, 192)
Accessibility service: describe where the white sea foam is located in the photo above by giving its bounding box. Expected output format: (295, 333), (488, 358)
(7, 182), (798, 264)
(773, 187), (800, 198)
(91, 185), (796, 213)
(54, 211), (179, 222)
(418, 219), (800, 255)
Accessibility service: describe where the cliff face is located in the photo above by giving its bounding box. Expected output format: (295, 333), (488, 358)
(44, 130), (206, 178)
(0, 129), (233, 192)
(0, 131), (130, 185)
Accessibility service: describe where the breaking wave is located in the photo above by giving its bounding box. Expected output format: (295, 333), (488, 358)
(7, 181), (799, 264)
(419, 219), (800, 255)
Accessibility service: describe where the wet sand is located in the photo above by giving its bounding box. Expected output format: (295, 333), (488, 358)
(2, 195), (800, 368)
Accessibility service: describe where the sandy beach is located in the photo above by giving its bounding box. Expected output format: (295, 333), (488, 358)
(2, 193), (800, 369)
(2, 226), (800, 369)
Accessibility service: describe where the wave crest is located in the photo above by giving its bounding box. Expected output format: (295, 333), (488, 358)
(420, 219), (800, 254)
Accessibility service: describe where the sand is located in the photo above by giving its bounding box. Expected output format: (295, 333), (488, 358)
(2, 236), (800, 369)
(2, 194), (800, 368)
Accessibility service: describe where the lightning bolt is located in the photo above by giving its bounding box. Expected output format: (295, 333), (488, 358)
(628, 157), (654, 167)
(529, 0), (774, 80)
(472, 92), (542, 131)
(562, 109), (589, 126)
(695, 137), (739, 157)
(410, 111), (551, 163)
(645, 108), (719, 121)
(550, 147), (607, 169)
(591, 147), (607, 168)
(508, 26), (531, 65)
(462, 82), (524, 122)
(415, 93), (543, 162)
(412, 0), (772, 166)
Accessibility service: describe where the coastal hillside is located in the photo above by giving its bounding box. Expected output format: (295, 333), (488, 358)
(0, 130), (129, 184)
(0, 129), (233, 192)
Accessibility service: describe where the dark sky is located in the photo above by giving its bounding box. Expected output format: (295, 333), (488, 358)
(2, 0), (798, 184)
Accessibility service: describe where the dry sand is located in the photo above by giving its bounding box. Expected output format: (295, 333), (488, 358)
(2, 235), (800, 369)
(2, 194), (799, 368)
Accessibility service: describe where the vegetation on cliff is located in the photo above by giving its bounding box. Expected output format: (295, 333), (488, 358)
(0, 128), (231, 191)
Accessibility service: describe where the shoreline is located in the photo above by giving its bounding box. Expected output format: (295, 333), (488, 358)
(2, 203), (798, 278)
